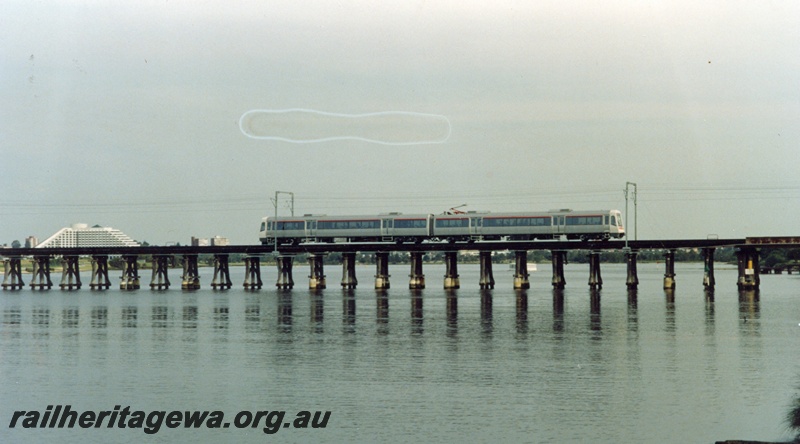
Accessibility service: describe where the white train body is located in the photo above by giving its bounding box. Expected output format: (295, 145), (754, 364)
(260, 209), (624, 245)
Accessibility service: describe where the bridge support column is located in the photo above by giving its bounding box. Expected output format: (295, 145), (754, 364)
(60, 255), (82, 290)
(211, 254), (232, 290)
(341, 252), (358, 289)
(119, 255), (139, 290)
(588, 251), (602, 290)
(307, 254), (326, 290)
(625, 250), (639, 289)
(276, 256), (294, 289)
(181, 254), (200, 290)
(409, 252), (425, 289)
(90, 255), (111, 290)
(480, 251), (496, 289)
(702, 248), (716, 290)
(243, 256), (263, 290)
(30, 256), (53, 290)
(374, 252), (390, 290)
(512, 251), (528, 289)
(663, 249), (676, 290)
(736, 247), (760, 290)
(149, 255), (171, 290)
(551, 250), (567, 289)
(2, 257), (24, 290)
(443, 252), (459, 289)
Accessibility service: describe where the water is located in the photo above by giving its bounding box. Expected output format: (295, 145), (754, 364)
(1, 262), (799, 443)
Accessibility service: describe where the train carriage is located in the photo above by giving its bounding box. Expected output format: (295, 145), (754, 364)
(260, 209), (624, 245)
(260, 213), (433, 245)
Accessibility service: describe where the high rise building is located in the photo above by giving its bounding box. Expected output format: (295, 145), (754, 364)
(37, 223), (140, 248)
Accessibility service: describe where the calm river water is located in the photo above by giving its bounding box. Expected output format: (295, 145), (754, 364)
(1, 261), (798, 443)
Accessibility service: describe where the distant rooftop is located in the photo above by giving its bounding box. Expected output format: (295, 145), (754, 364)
(37, 223), (140, 248)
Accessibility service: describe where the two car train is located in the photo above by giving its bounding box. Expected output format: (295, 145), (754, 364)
(259, 209), (625, 245)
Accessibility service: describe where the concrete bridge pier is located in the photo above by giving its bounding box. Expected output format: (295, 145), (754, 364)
(275, 256), (294, 289)
(512, 251), (529, 290)
(308, 254), (326, 290)
(211, 254), (232, 290)
(702, 248), (716, 290)
(409, 252), (425, 289)
(90, 255), (111, 290)
(480, 251), (496, 289)
(663, 249), (676, 290)
(736, 247), (760, 290)
(120, 255), (139, 290)
(243, 256), (263, 290)
(181, 254), (200, 290)
(551, 250), (567, 289)
(340, 252), (358, 289)
(2, 258), (24, 290)
(150, 255), (171, 290)
(588, 251), (603, 290)
(625, 249), (639, 289)
(30, 256), (53, 290)
(443, 252), (460, 289)
(374, 252), (390, 289)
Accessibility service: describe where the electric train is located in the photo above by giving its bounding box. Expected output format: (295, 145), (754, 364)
(259, 209), (625, 245)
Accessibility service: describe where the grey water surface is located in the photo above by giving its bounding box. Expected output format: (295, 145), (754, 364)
(1, 262), (798, 443)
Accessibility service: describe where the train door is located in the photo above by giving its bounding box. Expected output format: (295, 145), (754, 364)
(552, 215), (565, 238)
(470, 217), (482, 238)
(306, 220), (317, 241)
(382, 218), (393, 239)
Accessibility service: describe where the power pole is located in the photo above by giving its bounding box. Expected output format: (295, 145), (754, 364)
(624, 182), (637, 249)
(271, 191), (295, 253)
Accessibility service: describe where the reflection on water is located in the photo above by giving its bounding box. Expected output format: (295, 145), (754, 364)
(664, 289), (676, 333)
(277, 291), (292, 332)
(705, 294), (715, 337)
(310, 292), (324, 333)
(343, 290), (356, 333)
(515, 291), (528, 335)
(627, 289), (638, 333)
(589, 289), (601, 333)
(375, 292), (389, 336)
(411, 291), (423, 335)
(480, 290), (493, 336)
(552, 289), (564, 334)
(182, 305), (197, 329)
(739, 290), (760, 334)
(122, 306), (137, 328)
(446, 291), (457, 336)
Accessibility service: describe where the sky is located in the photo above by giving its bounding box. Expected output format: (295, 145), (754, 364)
(1, 0), (798, 245)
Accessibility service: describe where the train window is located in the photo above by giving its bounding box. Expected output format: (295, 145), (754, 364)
(435, 218), (468, 228)
(319, 220), (380, 230)
(277, 221), (304, 230)
(260, 222), (266, 232)
(611, 215), (617, 226)
(566, 216), (603, 226)
(483, 217), (551, 227)
(395, 219), (426, 229)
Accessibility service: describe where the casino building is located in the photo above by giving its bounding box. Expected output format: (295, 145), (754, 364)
(37, 223), (140, 248)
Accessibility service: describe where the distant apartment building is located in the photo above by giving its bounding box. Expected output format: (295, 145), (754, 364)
(191, 237), (210, 247)
(211, 236), (229, 246)
(37, 223), (140, 248)
(192, 236), (229, 247)
(25, 236), (39, 248)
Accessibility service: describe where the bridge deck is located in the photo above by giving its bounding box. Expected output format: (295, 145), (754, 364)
(0, 239), (749, 257)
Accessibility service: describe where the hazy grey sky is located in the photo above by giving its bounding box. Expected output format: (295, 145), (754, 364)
(2, 0), (798, 244)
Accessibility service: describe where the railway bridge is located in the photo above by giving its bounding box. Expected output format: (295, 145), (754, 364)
(1, 237), (797, 292)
